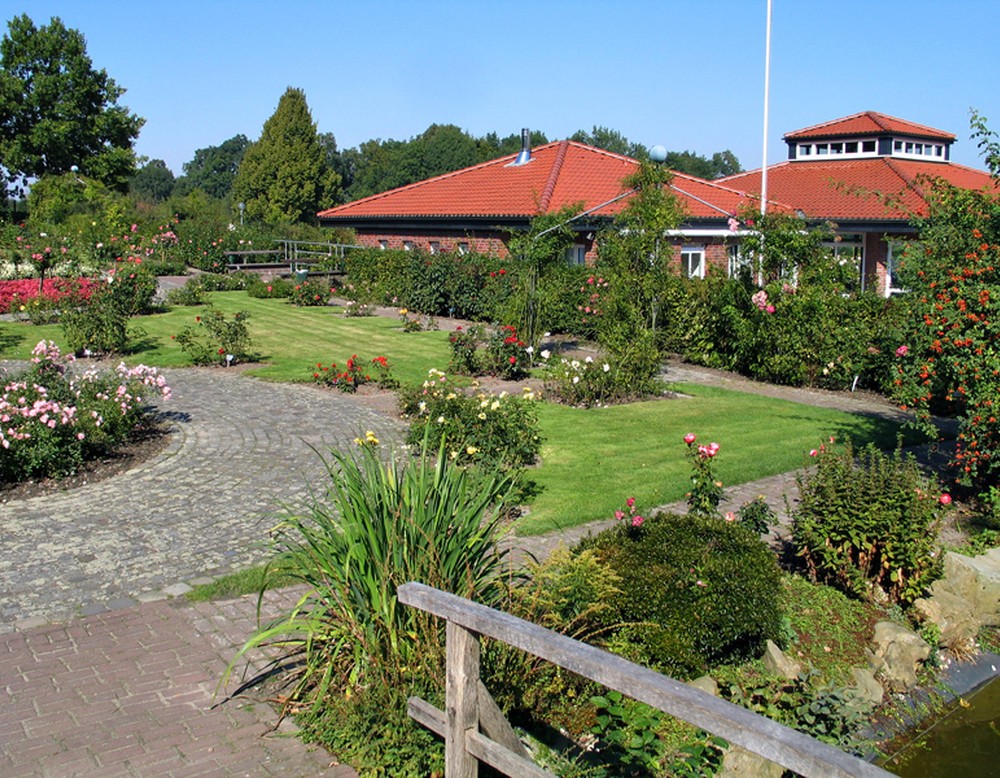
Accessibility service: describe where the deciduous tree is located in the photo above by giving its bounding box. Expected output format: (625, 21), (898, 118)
(0, 14), (143, 194)
(173, 134), (249, 200)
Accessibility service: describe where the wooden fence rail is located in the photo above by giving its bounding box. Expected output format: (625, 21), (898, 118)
(397, 582), (893, 778)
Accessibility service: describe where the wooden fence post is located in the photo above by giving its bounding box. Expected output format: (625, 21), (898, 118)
(446, 620), (480, 777)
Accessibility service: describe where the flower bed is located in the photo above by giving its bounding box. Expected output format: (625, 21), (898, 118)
(0, 277), (96, 314)
(0, 340), (170, 483)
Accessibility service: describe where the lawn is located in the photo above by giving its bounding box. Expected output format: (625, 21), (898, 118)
(518, 384), (905, 535)
(0, 291), (452, 386)
(1, 290), (910, 537)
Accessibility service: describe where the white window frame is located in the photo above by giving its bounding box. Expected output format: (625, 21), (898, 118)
(428, 241), (441, 255)
(403, 240), (414, 252)
(378, 239), (388, 250)
(680, 245), (706, 279)
(565, 244), (587, 266)
(885, 241), (909, 296)
(457, 241), (470, 256)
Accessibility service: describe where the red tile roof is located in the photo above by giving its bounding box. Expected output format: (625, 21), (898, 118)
(318, 140), (771, 223)
(719, 157), (996, 221)
(784, 111), (955, 142)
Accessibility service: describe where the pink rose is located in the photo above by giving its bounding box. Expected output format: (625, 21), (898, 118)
(683, 433), (696, 445)
(626, 497), (635, 508)
(896, 345), (909, 357)
(940, 494), (952, 506)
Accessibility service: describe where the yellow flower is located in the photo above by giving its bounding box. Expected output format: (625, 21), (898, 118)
(490, 400), (500, 410)
(466, 446), (479, 455)
(477, 412), (487, 420)
(365, 430), (379, 445)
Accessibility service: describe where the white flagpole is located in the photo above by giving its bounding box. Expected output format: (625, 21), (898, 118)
(761, 0), (772, 215)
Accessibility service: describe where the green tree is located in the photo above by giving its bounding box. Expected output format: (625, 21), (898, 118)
(130, 159), (175, 202)
(173, 134), (249, 199)
(571, 125), (646, 158)
(663, 149), (743, 179)
(0, 14), (143, 194)
(231, 87), (340, 223)
(596, 161), (684, 386)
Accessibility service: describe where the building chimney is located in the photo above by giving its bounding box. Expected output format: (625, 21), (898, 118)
(508, 128), (532, 166)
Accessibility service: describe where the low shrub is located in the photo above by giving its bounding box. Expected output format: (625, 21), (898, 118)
(575, 512), (783, 678)
(173, 306), (256, 366)
(398, 369), (541, 470)
(165, 278), (206, 306)
(197, 272), (250, 292)
(341, 299), (374, 317)
(792, 439), (947, 605)
(447, 324), (485, 375)
(245, 275), (293, 298)
(289, 278), (332, 306)
(444, 324), (531, 380)
(311, 354), (398, 392)
(0, 340), (170, 483)
(60, 259), (158, 355)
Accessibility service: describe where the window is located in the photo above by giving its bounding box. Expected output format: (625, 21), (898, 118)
(728, 243), (754, 280)
(822, 233), (863, 293)
(565, 245), (587, 266)
(885, 241), (909, 296)
(378, 239), (388, 250)
(794, 138), (879, 159)
(403, 241), (414, 252)
(680, 245), (705, 279)
(457, 242), (470, 255)
(428, 241), (441, 255)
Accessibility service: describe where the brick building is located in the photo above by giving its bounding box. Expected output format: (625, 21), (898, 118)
(319, 114), (999, 295)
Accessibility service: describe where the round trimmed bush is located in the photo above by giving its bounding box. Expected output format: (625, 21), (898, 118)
(576, 512), (782, 678)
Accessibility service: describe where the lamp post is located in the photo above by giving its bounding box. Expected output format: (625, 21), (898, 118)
(238, 202), (245, 226)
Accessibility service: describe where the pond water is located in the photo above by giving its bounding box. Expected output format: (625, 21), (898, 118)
(883, 675), (1000, 776)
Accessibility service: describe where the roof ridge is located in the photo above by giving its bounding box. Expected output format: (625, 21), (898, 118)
(783, 112), (869, 139)
(538, 140), (570, 213)
(319, 141), (567, 216)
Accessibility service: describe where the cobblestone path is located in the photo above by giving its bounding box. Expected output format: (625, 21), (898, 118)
(0, 368), (405, 629)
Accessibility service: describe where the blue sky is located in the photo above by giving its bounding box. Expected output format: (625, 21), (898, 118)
(9, 0), (1000, 176)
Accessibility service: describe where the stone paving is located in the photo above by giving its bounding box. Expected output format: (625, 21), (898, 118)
(0, 368), (405, 629)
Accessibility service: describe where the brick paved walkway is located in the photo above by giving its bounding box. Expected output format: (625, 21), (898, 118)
(0, 589), (354, 777)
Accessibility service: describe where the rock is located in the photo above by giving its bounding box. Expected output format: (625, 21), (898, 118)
(844, 667), (884, 709)
(932, 550), (1000, 626)
(688, 675), (718, 696)
(872, 621), (930, 690)
(762, 640), (802, 680)
(718, 745), (784, 778)
(913, 590), (979, 649)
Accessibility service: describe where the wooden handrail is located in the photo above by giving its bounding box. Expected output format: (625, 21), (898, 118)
(398, 582), (892, 778)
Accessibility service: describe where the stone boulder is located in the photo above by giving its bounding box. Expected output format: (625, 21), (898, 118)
(718, 745), (784, 778)
(687, 674), (719, 697)
(930, 550), (1000, 626)
(871, 621), (930, 690)
(762, 640), (802, 680)
(912, 589), (979, 650)
(843, 666), (884, 709)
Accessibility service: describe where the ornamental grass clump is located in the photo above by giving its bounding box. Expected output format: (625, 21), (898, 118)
(792, 439), (947, 605)
(228, 437), (514, 707)
(0, 340), (170, 482)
